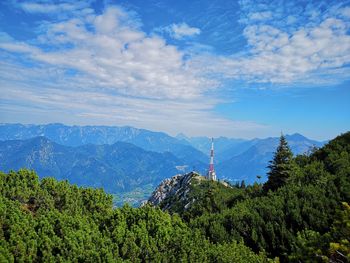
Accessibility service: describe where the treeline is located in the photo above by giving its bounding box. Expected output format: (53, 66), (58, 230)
(0, 170), (271, 262)
(161, 132), (350, 262)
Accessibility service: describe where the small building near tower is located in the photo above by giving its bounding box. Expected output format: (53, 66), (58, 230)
(207, 138), (217, 181)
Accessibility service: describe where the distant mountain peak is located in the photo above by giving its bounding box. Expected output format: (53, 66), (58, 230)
(286, 133), (307, 140)
(175, 133), (189, 141)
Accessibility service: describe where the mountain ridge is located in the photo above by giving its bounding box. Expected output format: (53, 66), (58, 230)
(0, 136), (185, 196)
(0, 123), (326, 193)
(216, 134), (325, 183)
(0, 123), (208, 167)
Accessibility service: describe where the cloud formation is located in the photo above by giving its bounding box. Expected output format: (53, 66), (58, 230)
(0, 6), (210, 100)
(20, 2), (78, 13)
(0, 2), (265, 137)
(1, 0), (349, 138)
(0, 72), (265, 137)
(166, 23), (201, 39)
(211, 0), (350, 84)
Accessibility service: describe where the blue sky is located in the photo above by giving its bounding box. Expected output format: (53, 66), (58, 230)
(0, 0), (349, 140)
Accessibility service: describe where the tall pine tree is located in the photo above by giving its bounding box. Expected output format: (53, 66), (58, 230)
(263, 134), (294, 192)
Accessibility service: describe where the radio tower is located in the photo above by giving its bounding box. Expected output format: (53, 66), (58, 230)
(207, 138), (217, 181)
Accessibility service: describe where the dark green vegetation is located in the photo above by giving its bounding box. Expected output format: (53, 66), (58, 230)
(158, 132), (350, 261)
(263, 134), (295, 192)
(1, 132), (348, 262)
(0, 170), (271, 262)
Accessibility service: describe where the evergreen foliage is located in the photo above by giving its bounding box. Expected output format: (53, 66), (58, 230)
(263, 134), (294, 192)
(159, 131), (350, 261)
(0, 170), (270, 262)
(1, 131), (349, 262)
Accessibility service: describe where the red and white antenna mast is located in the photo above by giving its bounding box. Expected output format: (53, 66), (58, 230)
(207, 138), (217, 181)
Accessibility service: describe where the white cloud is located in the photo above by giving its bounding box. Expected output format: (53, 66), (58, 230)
(171, 23), (201, 39)
(249, 11), (272, 21)
(0, 6), (211, 100)
(0, 79), (267, 138)
(20, 2), (76, 13)
(339, 6), (350, 18)
(15, 0), (93, 17)
(204, 1), (350, 84)
(160, 23), (201, 40)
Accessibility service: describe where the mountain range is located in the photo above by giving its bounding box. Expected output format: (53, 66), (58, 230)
(216, 133), (324, 183)
(0, 136), (182, 193)
(0, 123), (325, 204)
(0, 123), (208, 164)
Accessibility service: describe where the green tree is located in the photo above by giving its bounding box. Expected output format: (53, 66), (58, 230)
(264, 134), (294, 192)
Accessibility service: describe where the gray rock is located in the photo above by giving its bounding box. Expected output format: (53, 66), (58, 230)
(146, 171), (204, 208)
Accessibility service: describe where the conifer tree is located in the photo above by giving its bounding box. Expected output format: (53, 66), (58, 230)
(263, 134), (294, 192)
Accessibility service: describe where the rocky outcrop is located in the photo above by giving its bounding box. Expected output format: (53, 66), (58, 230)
(146, 172), (205, 208)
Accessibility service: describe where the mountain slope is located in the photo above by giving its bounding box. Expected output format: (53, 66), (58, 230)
(217, 133), (325, 183)
(147, 172), (204, 207)
(0, 169), (270, 262)
(0, 123), (208, 165)
(0, 123), (325, 186)
(178, 133), (323, 167)
(147, 131), (350, 261)
(0, 137), (182, 194)
(177, 135), (247, 159)
(147, 172), (237, 219)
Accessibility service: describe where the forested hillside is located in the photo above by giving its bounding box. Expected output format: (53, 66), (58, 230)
(0, 170), (271, 262)
(1, 131), (349, 262)
(153, 132), (350, 261)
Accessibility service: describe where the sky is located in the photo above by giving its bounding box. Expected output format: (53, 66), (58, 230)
(0, 0), (349, 140)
